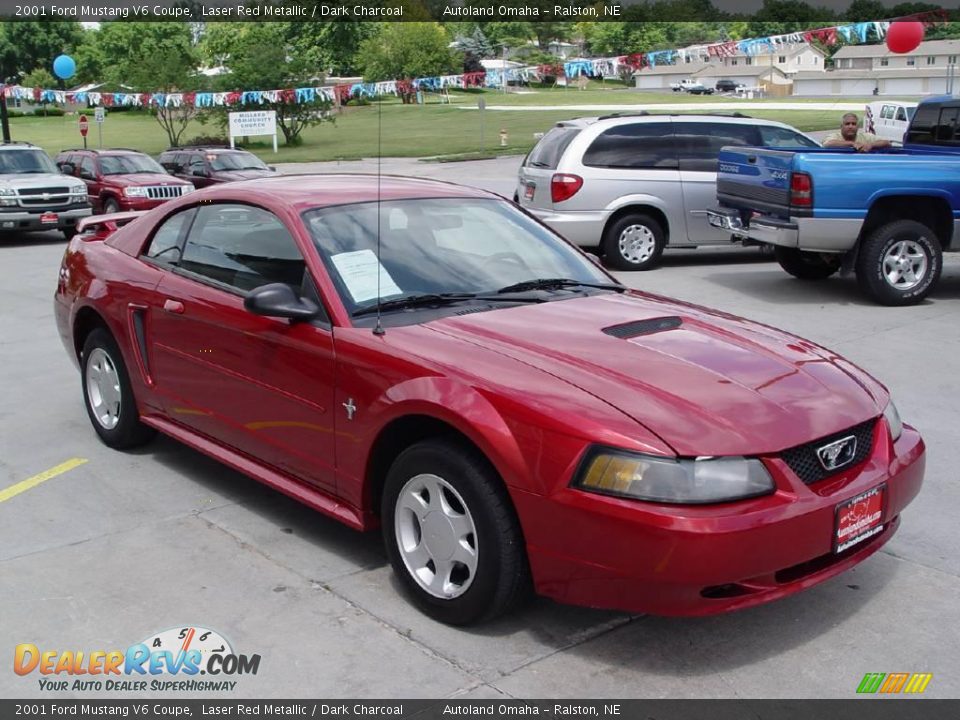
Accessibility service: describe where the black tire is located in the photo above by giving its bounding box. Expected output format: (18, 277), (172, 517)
(774, 246), (843, 280)
(381, 439), (530, 625)
(80, 328), (155, 449)
(855, 219), (942, 306)
(62, 227), (78, 241)
(103, 198), (120, 215)
(603, 213), (666, 271)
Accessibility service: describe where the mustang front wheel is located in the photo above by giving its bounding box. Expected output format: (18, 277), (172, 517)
(382, 439), (529, 625)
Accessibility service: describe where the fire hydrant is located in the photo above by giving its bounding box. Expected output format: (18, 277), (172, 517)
(500, 129), (508, 147)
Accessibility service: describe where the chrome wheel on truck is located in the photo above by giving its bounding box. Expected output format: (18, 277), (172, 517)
(856, 220), (942, 306)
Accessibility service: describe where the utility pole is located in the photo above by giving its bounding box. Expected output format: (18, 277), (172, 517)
(1, 87), (11, 143)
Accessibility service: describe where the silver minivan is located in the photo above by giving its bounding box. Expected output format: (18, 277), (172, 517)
(515, 113), (819, 270)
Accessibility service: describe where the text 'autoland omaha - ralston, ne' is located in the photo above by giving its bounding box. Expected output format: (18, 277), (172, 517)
(443, 4), (621, 18)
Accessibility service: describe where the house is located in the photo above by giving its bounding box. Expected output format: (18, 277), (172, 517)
(633, 63), (713, 91)
(718, 42), (826, 76)
(831, 39), (960, 71)
(792, 68), (956, 96)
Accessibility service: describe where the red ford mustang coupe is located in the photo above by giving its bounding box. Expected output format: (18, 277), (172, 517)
(54, 175), (925, 624)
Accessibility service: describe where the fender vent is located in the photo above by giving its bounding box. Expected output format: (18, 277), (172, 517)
(603, 316), (682, 339)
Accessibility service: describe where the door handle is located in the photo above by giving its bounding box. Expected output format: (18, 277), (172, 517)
(163, 299), (184, 314)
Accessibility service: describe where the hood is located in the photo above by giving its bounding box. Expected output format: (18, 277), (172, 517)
(1, 173), (85, 192)
(428, 293), (885, 456)
(212, 169), (276, 181)
(102, 173), (191, 188)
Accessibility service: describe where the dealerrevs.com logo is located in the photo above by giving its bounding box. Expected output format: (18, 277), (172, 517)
(14, 626), (261, 692)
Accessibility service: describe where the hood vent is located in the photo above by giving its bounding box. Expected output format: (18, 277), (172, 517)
(603, 316), (682, 339)
(454, 306), (491, 316)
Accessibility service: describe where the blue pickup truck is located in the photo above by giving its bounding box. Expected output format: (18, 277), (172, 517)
(708, 95), (960, 305)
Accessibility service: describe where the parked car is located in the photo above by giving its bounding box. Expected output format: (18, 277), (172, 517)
(670, 79), (713, 94)
(157, 146), (277, 188)
(0, 142), (91, 239)
(55, 175), (924, 624)
(865, 101), (918, 145)
(709, 95), (960, 305)
(55, 148), (194, 214)
(714, 79), (746, 93)
(514, 113), (820, 269)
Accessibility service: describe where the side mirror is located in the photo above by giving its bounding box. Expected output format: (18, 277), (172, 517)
(244, 283), (320, 321)
(268, 166), (276, 171)
(60, 163), (75, 175)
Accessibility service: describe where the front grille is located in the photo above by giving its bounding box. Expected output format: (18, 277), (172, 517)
(780, 419), (877, 485)
(17, 186), (70, 196)
(20, 194), (71, 207)
(144, 185), (186, 200)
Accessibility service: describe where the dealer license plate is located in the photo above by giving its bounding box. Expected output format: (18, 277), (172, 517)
(834, 485), (885, 553)
(40, 212), (59, 225)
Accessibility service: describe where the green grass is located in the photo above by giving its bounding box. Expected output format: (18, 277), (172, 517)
(8, 89), (859, 162)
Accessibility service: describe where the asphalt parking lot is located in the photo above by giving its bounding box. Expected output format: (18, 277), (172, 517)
(1, 156), (959, 700)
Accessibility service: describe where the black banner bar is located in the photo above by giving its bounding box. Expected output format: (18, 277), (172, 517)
(1, 700), (958, 720)
(0, 1), (958, 24)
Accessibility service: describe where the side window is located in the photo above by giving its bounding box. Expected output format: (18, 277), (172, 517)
(881, 105), (894, 120)
(159, 153), (177, 172)
(759, 126), (819, 148)
(57, 154), (77, 173)
(179, 204), (306, 293)
(143, 209), (195, 265)
(675, 122), (761, 172)
(188, 157), (207, 176)
(582, 122), (676, 169)
(78, 157), (97, 180)
(935, 107), (960, 144)
(896, 107), (908, 122)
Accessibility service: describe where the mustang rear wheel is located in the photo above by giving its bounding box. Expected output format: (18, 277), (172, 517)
(774, 246), (842, 280)
(382, 439), (530, 625)
(81, 328), (155, 449)
(856, 220), (941, 306)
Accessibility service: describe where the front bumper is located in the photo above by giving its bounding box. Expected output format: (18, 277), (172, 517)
(515, 422), (925, 616)
(0, 204), (92, 233)
(115, 197), (177, 212)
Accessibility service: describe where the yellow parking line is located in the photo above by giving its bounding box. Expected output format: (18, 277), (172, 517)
(0, 458), (89, 504)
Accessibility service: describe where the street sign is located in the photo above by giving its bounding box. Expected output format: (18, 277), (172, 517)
(94, 107), (105, 124)
(78, 115), (89, 137)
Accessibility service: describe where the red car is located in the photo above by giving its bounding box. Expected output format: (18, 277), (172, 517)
(54, 176), (925, 625)
(55, 149), (194, 214)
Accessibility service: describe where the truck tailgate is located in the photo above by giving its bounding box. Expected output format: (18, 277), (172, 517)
(716, 147), (795, 216)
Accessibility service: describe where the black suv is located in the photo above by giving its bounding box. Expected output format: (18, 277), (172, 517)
(157, 147), (277, 188)
(715, 80), (745, 93)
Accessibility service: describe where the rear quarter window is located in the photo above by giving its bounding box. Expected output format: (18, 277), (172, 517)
(582, 122), (676, 169)
(524, 126), (581, 169)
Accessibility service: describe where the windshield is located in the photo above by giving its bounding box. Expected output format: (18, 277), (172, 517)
(0, 149), (58, 174)
(100, 154), (166, 175)
(304, 198), (612, 314)
(209, 153), (269, 171)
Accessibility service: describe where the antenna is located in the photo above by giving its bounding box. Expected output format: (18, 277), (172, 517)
(373, 94), (385, 337)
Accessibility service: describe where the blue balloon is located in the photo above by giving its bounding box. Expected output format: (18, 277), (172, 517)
(53, 55), (76, 80)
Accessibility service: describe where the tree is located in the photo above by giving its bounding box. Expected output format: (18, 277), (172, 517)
(93, 22), (203, 147)
(359, 22), (460, 82)
(846, 0), (888, 22)
(451, 26), (494, 73)
(201, 23), (334, 146)
(0, 21), (83, 84)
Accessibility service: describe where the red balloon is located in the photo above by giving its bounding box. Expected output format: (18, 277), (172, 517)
(886, 21), (925, 54)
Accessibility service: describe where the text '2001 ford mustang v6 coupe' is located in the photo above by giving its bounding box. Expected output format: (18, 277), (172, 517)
(54, 175), (924, 625)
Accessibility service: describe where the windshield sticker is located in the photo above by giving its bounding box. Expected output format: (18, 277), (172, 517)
(330, 249), (403, 304)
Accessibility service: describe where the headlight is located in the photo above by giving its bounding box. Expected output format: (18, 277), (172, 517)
(70, 187), (86, 197)
(883, 400), (903, 441)
(0, 187), (16, 206)
(181, 184), (195, 194)
(123, 186), (148, 198)
(574, 447), (775, 504)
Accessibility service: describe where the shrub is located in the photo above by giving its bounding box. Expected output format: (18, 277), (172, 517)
(33, 106), (65, 117)
(183, 134), (230, 147)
